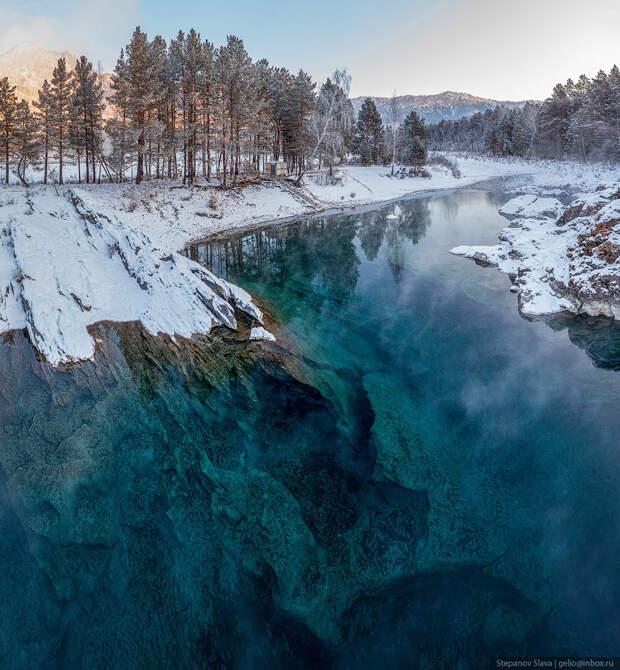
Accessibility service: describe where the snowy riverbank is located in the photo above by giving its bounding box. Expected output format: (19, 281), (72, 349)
(0, 187), (265, 365)
(2, 156), (619, 364)
(67, 155), (620, 247)
(451, 184), (620, 319)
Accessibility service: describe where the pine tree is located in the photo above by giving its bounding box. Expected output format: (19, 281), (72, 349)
(198, 39), (215, 179)
(214, 36), (253, 186)
(115, 27), (164, 184)
(108, 49), (132, 180)
(72, 56), (104, 183)
(401, 110), (427, 165)
(34, 80), (53, 183)
(353, 98), (383, 165)
(49, 58), (73, 184)
(13, 100), (39, 185)
(0, 77), (17, 183)
(282, 70), (315, 177)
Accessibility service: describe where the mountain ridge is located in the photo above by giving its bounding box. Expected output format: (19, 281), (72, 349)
(0, 43), (535, 125)
(351, 91), (537, 124)
(0, 44), (79, 102)
(0, 43), (113, 115)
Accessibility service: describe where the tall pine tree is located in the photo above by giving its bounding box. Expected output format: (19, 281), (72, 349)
(49, 58), (72, 184)
(0, 77), (17, 183)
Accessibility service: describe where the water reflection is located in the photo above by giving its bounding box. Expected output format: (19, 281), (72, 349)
(188, 196), (432, 289)
(548, 314), (620, 370)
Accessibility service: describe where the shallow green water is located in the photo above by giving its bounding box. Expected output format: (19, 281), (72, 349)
(1, 189), (619, 668)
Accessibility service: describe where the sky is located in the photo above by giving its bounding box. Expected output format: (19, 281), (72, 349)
(0, 0), (618, 100)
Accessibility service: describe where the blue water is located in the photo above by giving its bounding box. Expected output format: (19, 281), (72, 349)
(1, 188), (619, 668)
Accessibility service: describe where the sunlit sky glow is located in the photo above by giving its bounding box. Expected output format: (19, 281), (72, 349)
(1, 0), (618, 100)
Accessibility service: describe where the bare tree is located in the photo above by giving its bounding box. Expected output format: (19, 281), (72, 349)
(389, 90), (401, 175)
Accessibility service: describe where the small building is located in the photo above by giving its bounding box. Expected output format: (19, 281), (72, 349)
(264, 160), (288, 177)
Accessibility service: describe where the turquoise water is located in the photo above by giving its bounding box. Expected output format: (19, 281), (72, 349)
(1, 189), (619, 668)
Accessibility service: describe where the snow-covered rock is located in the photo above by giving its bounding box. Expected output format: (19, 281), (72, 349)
(249, 326), (276, 342)
(451, 189), (620, 318)
(0, 187), (263, 365)
(498, 194), (564, 220)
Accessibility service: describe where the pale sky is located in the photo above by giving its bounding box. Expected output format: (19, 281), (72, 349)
(0, 0), (618, 100)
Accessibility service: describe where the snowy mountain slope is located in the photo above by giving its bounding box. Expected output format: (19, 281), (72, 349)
(0, 43), (112, 112)
(351, 91), (533, 124)
(0, 187), (265, 365)
(0, 43), (77, 102)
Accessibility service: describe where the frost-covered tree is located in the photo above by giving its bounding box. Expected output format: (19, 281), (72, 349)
(2, 24), (362, 186)
(33, 80), (53, 183)
(388, 90), (401, 175)
(49, 58), (73, 184)
(309, 69), (352, 175)
(427, 63), (620, 162)
(0, 77), (17, 183)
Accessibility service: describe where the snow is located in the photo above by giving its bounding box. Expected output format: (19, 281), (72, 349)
(451, 187), (620, 319)
(0, 187), (266, 365)
(302, 156), (620, 211)
(498, 194), (564, 220)
(2, 154), (619, 364)
(70, 181), (308, 251)
(249, 326), (276, 342)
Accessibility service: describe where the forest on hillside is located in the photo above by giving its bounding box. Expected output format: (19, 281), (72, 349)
(427, 66), (620, 162)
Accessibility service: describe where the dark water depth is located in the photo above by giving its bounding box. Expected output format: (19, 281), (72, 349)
(1, 189), (619, 668)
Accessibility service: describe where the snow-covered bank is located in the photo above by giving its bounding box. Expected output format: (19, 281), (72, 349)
(451, 184), (620, 318)
(2, 156), (619, 364)
(0, 187), (264, 365)
(61, 156), (620, 247)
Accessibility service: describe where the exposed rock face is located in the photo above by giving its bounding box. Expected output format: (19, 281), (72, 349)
(0, 186), (266, 365)
(451, 186), (620, 318)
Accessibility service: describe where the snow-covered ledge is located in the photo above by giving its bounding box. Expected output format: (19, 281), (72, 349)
(0, 187), (270, 365)
(451, 185), (620, 318)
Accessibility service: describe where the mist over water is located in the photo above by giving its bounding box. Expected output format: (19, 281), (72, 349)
(1, 189), (619, 667)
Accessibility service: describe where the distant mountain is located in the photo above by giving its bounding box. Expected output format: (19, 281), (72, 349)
(0, 43), (77, 102)
(351, 91), (534, 125)
(0, 43), (113, 115)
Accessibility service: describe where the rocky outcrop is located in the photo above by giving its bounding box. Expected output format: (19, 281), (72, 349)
(0, 187), (268, 365)
(451, 186), (620, 318)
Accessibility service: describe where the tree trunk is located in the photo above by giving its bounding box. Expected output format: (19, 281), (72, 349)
(43, 134), (48, 185)
(4, 127), (8, 184)
(59, 126), (63, 185)
(136, 112), (144, 185)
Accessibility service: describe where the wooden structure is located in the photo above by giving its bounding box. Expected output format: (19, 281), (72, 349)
(264, 160), (288, 178)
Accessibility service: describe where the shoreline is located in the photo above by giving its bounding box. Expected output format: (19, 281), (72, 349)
(183, 184), (473, 246)
(451, 187), (620, 320)
(2, 157), (619, 364)
(63, 155), (620, 254)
